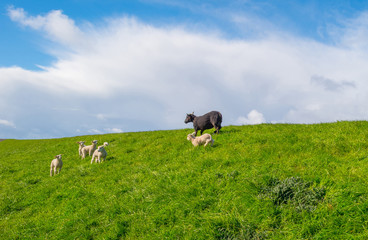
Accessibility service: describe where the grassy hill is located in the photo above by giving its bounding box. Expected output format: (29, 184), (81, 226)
(1, 122), (368, 239)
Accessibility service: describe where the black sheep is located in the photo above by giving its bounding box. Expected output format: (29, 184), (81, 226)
(184, 111), (222, 136)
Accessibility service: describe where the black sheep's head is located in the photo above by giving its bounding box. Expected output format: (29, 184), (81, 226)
(184, 112), (195, 123)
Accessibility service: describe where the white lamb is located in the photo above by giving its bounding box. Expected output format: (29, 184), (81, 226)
(50, 154), (63, 176)
(91, 145), (107, 164)
(81, 140), (98, 159)
(187, 132), (214, 147)
(76, 141), (85, 157)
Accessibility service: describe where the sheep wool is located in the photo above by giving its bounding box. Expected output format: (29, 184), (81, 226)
(50, 154), (63, 176)
(187, 132), (214, 147)
(77, 141), (85, 157)
(81, 140), (98, 159)
(91, 146), (107, 164)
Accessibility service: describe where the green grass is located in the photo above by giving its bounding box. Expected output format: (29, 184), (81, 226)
(1, 121), (368, 239)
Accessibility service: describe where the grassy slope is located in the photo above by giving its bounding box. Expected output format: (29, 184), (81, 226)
(1, 122), (368, 239)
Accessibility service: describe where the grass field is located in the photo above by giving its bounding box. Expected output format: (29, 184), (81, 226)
(1, 121), (368, 239)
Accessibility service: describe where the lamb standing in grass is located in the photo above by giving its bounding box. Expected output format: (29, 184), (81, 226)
(81, 140), (98, 159)
(50, 154), (63, 176)
(76, 141), (85, 157)
(187, 132), (214, 147)
(91, 144), (108, 164)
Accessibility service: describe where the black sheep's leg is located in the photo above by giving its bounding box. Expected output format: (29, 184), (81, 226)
(213, 125), (218, 134)
(217, 125), (222, 134)
(200, 130), (204, 135)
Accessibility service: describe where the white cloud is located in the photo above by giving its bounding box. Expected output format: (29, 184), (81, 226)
(7, 6), (44, 29)
(0, 119), (16, 128)
(7, 6), (83, 47)
(88, 129), (103, 134)
(3, 7), (368, 138)
(87, 128), (123, 134)
(105, 128), (123, 133)
(336, 12), (368, 51)
(237, 110), (266, 125)
(96, 114), (106, 120)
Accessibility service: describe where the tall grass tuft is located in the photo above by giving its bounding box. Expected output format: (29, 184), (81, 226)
(259, 176), (326, 211)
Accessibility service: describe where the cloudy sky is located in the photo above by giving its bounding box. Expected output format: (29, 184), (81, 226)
(1, 0), (368, 139)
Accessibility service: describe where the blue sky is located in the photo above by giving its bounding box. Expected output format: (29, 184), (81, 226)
(2, 0), (368, 139)
(2, 0), (367, 69)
